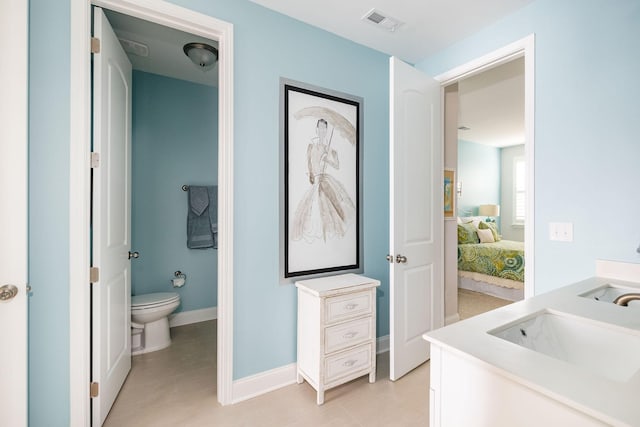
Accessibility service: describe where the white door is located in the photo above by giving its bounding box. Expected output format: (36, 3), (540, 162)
(92, 7), (133, 426)
(389, 57), (443, 381)
(0, 1), (28, 425)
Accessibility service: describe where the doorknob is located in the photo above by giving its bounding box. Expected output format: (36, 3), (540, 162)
(0, 284), (19, 301)
(128, 251), (139, 259)
(385, 254), (394, 263)
(396, 254), (407, 264)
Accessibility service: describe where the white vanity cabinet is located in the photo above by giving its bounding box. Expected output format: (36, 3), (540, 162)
(296, 274), (380, 405)
(424, 266), (640, 427)
(428, 345), (608, 427)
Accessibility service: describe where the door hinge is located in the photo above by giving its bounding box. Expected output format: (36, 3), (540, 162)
(91, 37), (100, 54)
(91, 152), (100, 168)
(90, 382), (99, 398)
(90, 267), (99, 283)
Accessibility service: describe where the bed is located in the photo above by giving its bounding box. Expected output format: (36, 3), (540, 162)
(457, 218), (524, 301)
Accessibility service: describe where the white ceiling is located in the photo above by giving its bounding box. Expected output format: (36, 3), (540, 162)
(104, 9), (218, 87)
(248, 1), (529, 147)
(103, 4), (525, 145)
(458, 57), (525, 147)
(249, 0), (535, 63)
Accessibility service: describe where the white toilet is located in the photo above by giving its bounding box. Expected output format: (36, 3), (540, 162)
(131, 292), (181, 355)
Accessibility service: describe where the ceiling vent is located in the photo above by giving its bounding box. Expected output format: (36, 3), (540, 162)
(362, 8), (404, 33)
(118, 38), (149, 57)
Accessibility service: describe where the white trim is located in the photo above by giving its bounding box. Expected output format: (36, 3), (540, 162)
(0, 1), (28, 424)
(596, 260), (640, 283)
(435, 34), (536, 299)
(69, 1), (92, 425)
(232, 363), (297, 404)
(444, 314), (460, 325)
(169, 307), (217, 328)
(435, 36), (531, 84)
(376, 335), (390, 353)
(523, 35), (536, 299)
(232, 335), (390, 404)
(69, 1), (234, 422)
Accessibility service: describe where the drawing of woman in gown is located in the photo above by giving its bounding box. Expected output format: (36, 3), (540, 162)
(292, 118), (355, 243)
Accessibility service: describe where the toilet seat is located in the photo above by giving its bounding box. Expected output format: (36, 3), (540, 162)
(132, 292), (180, 309)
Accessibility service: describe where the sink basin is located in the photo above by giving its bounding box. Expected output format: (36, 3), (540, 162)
(488, 310), (640, 382)
(580, 284), (640, 306)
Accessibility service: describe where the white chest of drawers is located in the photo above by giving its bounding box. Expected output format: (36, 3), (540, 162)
(295, 274), (380, 405)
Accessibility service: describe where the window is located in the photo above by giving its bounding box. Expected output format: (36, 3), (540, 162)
(514, 158), (526, 224)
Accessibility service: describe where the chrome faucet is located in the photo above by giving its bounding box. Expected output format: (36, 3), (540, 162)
(613, 293), (640, 306)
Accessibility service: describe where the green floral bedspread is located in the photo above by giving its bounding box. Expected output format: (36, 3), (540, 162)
(458, 240), (525, 282)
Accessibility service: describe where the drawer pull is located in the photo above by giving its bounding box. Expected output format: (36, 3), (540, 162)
(343, 331), (358, 339)
(345, 303), (358, 310)
(343, 359), (357, 367)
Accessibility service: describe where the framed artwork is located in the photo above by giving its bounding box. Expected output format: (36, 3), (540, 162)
(280, 79), (363, 279)
(444, 169), (455, 219)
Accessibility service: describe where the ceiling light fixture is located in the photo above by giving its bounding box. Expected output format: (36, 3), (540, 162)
(183, 42), (218, 70)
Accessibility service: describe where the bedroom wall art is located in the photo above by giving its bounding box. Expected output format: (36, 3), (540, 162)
(444, 169), (455, 219)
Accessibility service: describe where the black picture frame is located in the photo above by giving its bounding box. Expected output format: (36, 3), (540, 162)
(280, 79), (364, 280)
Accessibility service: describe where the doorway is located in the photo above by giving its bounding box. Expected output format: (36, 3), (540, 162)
(69, 0), (235, 423)
(91, 6), (220, 424)
(437, 35), (535, 324)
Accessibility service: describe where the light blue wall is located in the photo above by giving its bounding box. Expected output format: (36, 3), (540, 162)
(132, 71), (218, 312)
(417, 0), (640, 294)
(166, 0), (391, 380)
(28, 0), (71, 425)
(37, 0), (640, 419)
(457, 139), (501, 217)
(28, 1), (389, 418)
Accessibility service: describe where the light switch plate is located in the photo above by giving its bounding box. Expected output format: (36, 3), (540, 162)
(549, 222), (573, 242)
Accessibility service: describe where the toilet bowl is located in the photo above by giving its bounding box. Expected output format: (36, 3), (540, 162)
(131, 292), (180, 355)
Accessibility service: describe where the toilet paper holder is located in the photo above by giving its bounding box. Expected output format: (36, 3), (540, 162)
(172, 271), (187, 288)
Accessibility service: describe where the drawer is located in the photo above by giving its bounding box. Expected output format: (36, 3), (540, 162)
(324, 344), (372, 383)
(325, 291), (372, 324)
(324, 317), (373, 354)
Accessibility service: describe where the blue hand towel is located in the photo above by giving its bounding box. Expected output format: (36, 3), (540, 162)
(190, 186), (209, 216)
(187, 185), (218, 249)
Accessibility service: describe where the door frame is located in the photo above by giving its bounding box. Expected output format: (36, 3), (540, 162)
(0, 0), (28, 424)
(69, 0), (235, 423)
(435, 34), (535, 298)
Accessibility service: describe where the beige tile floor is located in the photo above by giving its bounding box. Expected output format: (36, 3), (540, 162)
(104, 290), (510, 426)
(457, 288), (512, 320)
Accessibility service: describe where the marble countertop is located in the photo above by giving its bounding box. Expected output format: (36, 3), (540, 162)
(424, 269), (640, 426)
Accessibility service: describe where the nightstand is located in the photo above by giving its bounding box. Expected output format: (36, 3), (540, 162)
(295, 274), (380, 405)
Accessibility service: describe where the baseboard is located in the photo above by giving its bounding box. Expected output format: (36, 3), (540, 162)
(445, 313), (460, 325)
(377, 335), (389, 353)
(231, 336), (391, 403)
(232, 363), (297, 404)
(169, 306), (217, 328)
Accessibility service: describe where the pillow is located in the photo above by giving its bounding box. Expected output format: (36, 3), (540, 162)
(457, 223), (479, 244)
(477, 228), (495, 243)
(478, 221), (501, 241)
(459, 216), (483, 229)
